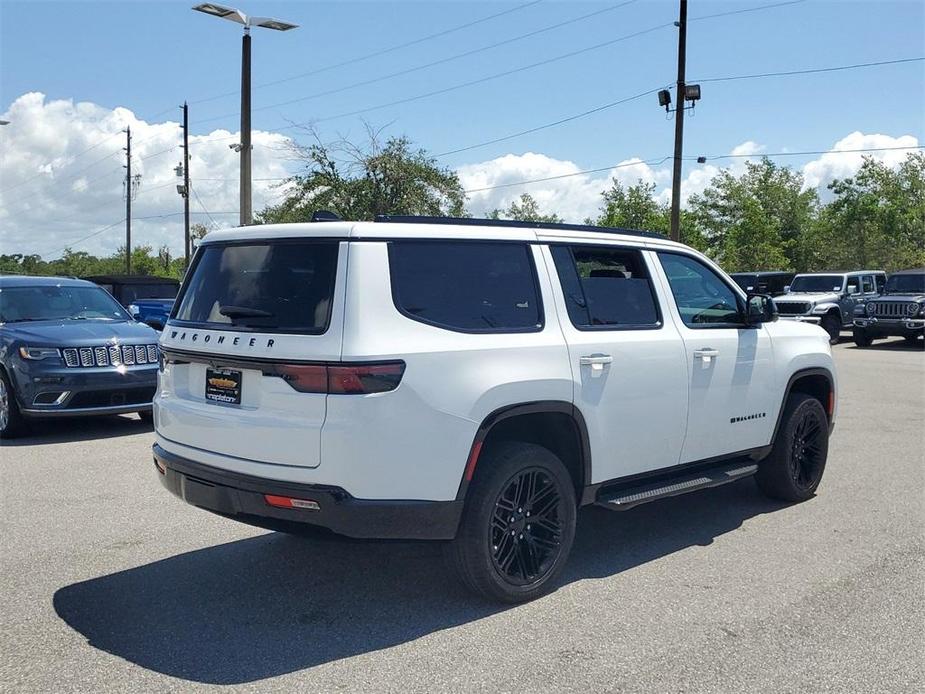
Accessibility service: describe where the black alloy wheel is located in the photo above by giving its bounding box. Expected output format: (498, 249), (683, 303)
(489, 468), (565, 586)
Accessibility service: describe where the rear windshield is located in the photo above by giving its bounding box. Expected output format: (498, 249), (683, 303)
(173, 241), (339, 334)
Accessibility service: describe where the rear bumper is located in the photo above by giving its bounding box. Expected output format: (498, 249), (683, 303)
(152, 444), (463, 540)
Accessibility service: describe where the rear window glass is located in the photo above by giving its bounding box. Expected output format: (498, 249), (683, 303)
(550, 245), (660, 329)
(389, 241), (543, 332)
(173, 242), (338, 334)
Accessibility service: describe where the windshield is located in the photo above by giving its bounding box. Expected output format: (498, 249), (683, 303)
(0, 285), (131, 322)
(885, 273), (925, 294)
(789, 275), (844, 293)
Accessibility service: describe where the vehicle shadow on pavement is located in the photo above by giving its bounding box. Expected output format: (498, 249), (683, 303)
(53, 479), (785, 684)
(2, 415), (151, 447)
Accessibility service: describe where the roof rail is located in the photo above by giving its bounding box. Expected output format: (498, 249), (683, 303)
(311, 210), (342, 222)
(374, 215), (668, 240)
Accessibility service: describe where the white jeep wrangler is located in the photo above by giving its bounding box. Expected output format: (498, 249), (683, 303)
(153, 216), (837, 602)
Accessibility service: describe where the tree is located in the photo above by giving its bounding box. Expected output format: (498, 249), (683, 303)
(806, 153), (925, 272)
(256, 127), (466, 223)
(688, 159), (818, 272)
(487, 193), (561, 223)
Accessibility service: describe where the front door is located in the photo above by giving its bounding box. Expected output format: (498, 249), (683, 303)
(543, 244), (688, 482)
(653, 251), (776, 464)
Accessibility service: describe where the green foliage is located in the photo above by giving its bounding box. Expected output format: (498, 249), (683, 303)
(687, 158), (818, 272)
(0, 245), (188, 280)
(487, 193), (561, 223)
(256, 130), (466, 223)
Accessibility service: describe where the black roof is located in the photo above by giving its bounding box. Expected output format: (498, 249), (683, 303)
(730, 271), (794, 277)
(892, 267), (925, 275)
(373, 215), (667, 240)
(82, 274), (179, 285)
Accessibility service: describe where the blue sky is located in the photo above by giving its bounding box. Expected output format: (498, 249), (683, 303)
(1, 0), (923, 256)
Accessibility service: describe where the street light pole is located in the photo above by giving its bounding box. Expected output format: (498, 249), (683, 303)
(192, 3), (298, 227)
(240, 27), (252, 226)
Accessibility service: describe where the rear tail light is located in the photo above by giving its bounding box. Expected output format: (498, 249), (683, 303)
(275, 361), (405, 394)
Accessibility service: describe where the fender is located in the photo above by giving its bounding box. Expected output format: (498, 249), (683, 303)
(810, 303), (842, 321)
(454, 401), (591, 503)
(769, 367), (836, 445)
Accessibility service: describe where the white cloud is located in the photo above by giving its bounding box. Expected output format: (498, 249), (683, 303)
(800, 131), (919, 191)
(0, 93), (295, 258)
(1, 92), (918, 259)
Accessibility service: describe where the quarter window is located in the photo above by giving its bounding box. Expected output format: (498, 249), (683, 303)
(389, 241), (543, 333)
(550, 245), (660, 329)
(657, 252), (742, 328)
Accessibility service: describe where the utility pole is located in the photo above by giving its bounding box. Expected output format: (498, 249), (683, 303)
(669, 0), (688, 243)
(124, 127), (132, 274)
(240, 27), (252, 226)
(181, 102), (191, 263)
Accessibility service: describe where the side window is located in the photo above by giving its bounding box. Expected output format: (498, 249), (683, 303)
(846, 276), (860, 294)
(550, 245), (660, 329)
(389, 241), (543, 333)
(657, 252), (743, 328)
(862, 275), (874, 294)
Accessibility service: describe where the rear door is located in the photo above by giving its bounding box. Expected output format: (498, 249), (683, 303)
(156, 239), (345, 468)
(543, 243), (688, 481)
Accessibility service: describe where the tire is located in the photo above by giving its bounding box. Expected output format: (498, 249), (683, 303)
(853, 328), (873, 348)
(821, 313), (841, 345)
(446, 441), (577, 603)
(0, 369), (27, 439)
(755, 393), (829, 502)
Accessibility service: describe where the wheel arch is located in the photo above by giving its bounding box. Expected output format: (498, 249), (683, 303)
(770, 367), (835, 444)
(455, 401), (591, 505)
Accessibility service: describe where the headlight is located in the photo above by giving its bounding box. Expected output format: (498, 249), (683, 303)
(18, 346), (60, 360)
(866, 302), (876, 316)
(907, 302), (920, 316)
(127, 304), (140, 317)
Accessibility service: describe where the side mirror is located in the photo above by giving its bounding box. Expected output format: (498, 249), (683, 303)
(745, 293), (778, 325)
(847, 285), (859, 295)
(783, 285), (790, 293)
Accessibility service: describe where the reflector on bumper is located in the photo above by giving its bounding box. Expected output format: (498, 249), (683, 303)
(264, 494), (320, 511)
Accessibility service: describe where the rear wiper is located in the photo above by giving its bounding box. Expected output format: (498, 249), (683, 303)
(219, 305), (274, 319)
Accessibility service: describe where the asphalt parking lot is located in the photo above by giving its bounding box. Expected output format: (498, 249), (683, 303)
(1, 339), (922, 693)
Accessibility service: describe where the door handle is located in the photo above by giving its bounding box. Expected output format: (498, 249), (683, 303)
(580, 354), (613, 373)
(694, 348), (719, 363)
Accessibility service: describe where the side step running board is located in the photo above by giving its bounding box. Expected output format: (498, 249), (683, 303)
(595, 461), (758, 511)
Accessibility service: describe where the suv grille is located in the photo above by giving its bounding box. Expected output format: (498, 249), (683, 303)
(774, 301), (810, 315)
(62, 344), (158, 368)
(870, 301), (919, 318)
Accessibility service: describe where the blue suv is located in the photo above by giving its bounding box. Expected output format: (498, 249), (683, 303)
(0, 276), (160, 438)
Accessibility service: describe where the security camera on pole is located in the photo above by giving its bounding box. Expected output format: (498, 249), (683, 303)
(192, 3), (298, 227)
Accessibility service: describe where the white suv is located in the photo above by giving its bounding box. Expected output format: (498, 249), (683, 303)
(153, 216), (837, 602)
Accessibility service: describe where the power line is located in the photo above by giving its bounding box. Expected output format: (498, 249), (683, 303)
(437, 56), (924, 160)
(464, 157), (671, 193)
(190, 186), (219, 227)
(196, 1), (640, 124)
(697, 144), (924, 162)
(45, 218), (125, 258)
(189, 0), (546, 107)
(693, 56), (924, 84)
(688, 0), (805, 22)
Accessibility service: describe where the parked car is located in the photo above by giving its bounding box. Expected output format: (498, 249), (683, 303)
(83, 275), (179, 330)
(852, 268), (925, 347)
(152, 216), (837, 603)
(730, 271), (795, 297)
(0, 276), (160, 438)
(773, 270), (886, 344)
